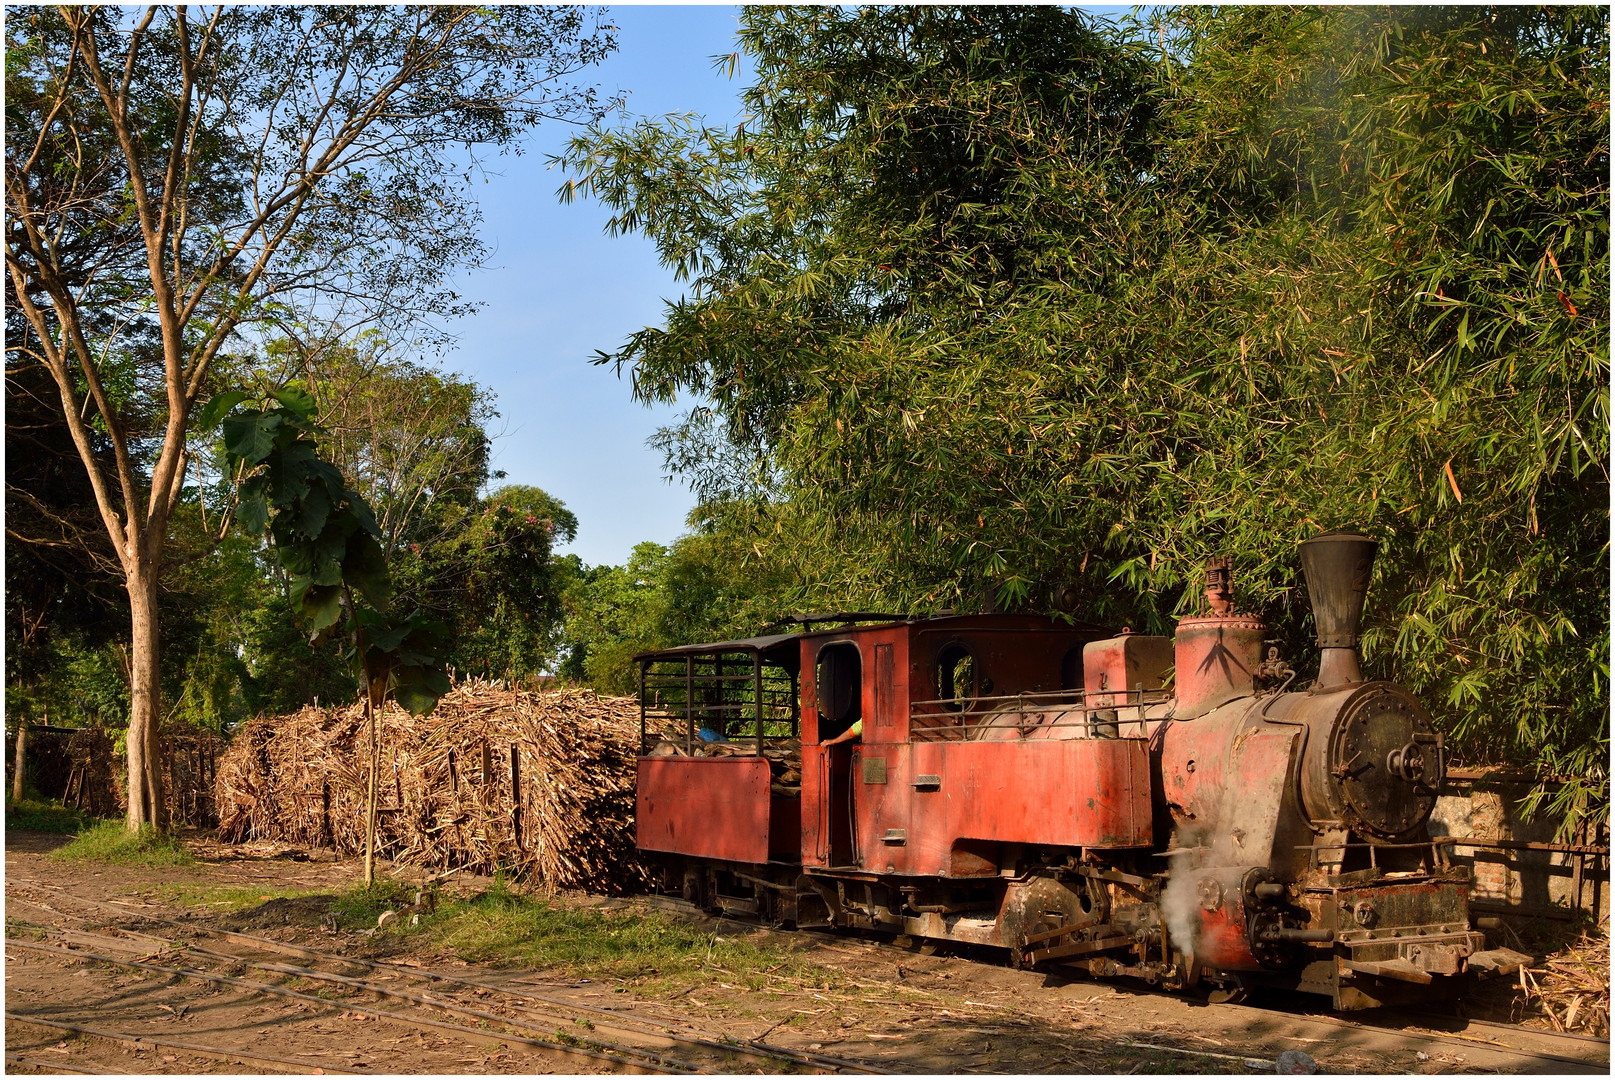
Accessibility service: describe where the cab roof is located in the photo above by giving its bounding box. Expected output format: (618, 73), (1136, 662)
(632, 612), (1111, 668)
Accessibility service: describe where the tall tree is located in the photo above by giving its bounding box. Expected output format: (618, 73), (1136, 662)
(432, 484), (580, 681)
(562, 7), (1608, 826)
(263, 335), (500, 559)
(5, 5), (616, 828)
(267, 339), (580, 681)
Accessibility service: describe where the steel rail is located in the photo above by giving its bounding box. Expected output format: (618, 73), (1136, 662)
(1427, 1014), (1610, 1048)
(53, 880), (1593, 1075)
(1216, 1003), (1608, 1072)
(8, 882), (894, 1076)
(7, 896), (174, 946)
(10, 879), (896, 1076)
(5, 939), (687, 1075)
(22, 878), (1601, 1073)
(4, 1012), (373, 1073)
(4, 1052), (116, 1075)
(180, 943), (716, 1073)
(218, 949), (898, 1076)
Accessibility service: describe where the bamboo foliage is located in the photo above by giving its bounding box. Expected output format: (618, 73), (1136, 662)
(215, 681), (645, 893)
(558, 6), (1609, 832)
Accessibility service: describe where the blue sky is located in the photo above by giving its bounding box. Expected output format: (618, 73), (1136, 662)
(446, 6), (751, 569)
(444, 5), (1138, 569)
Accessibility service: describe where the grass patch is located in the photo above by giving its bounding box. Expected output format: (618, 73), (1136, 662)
(5, 796), (97, 834)
(155, 880), (424, 926)
(152, 882), (323, 912)
(400, 880), (842, 995)
(50, 820), (195, 868)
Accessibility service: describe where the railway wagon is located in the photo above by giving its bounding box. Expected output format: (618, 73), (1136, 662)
(632, 533), (1528, 1009)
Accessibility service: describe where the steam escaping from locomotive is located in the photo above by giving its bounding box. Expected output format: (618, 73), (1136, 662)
(1161, 850), (1200, 960)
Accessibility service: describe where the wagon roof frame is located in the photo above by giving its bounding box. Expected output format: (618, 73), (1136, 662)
(634, 613), (1116, 668)
(633, 632), (804, 666)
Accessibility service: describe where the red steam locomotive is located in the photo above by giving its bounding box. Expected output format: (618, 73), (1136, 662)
(632, 533), (1526, 1009)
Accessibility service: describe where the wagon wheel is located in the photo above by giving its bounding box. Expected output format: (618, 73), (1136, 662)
(1002, 874), (1111, 968)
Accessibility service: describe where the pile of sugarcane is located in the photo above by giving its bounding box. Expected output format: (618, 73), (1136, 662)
(162, 730), (227, 827)
(1522, 927), (1610, 1036)
(214, 680), (645, 892)
(646, 732), (803, 795)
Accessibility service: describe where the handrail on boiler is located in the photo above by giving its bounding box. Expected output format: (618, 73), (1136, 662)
(908, 687), (1170, 742)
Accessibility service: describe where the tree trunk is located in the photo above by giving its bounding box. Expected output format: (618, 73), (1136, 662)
(126, 566), (169, 831)
(12, 722), (27, 803)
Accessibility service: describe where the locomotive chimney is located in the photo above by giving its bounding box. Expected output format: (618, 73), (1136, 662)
(1300, 531), (1378, 688)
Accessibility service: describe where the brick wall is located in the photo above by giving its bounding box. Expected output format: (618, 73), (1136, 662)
(1428, 772), (1608, 923)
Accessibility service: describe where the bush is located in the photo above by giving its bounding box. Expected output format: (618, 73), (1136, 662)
(5, 796), (94, 835)
(327, 880), (420, 929)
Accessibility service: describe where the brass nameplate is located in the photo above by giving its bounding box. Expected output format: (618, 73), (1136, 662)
(862, 757), (887, 784)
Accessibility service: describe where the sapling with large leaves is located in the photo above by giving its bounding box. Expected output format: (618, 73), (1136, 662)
(207, 383), (449, 886)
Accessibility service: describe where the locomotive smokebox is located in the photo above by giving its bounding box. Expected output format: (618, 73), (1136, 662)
(1300, 531), (1378, 688)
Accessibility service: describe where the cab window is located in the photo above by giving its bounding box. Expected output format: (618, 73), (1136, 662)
(815, 642), (862, 739)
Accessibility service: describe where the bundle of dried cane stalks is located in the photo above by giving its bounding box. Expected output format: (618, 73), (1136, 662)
(214, 680), (645, 892)
(1521, 926), (1611, 1036)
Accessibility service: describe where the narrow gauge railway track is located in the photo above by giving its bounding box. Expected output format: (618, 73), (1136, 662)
(794, 922), (1610, 1074)
(6, 937), (695, 1075)
(1210, 998), (1610, 1074)
(5, 1046), (115, 1071)
(1422, 1014), (1613, 1047)
(17, 878), (1605, 1075)
(6, 879), (897, 1076)
(6, 1050), (117, 1075)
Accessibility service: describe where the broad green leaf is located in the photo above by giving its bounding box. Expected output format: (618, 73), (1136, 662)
(276, 540), (316, 577)
(392, 676), (444, 717)
(347, 493), (383, 538)
(296, 485), (333, 538)
(310, 460), (346, 501)
(312, 552), (344, 588)
(299, 583), (345, 633)
(197, 390), (249, 431)
(342, 533), (392, 609)
(223, 413), (281, 464)
(393, 663), (451, 715)
(238, 489), (270, 535)
(364, 623), (412, 652)
(271, 382), (318, 419)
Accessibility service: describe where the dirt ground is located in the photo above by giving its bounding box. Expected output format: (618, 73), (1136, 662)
(4, 829), (1606, 1075)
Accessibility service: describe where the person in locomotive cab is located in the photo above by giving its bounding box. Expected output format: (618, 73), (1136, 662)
(820, 718), (862, 747)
